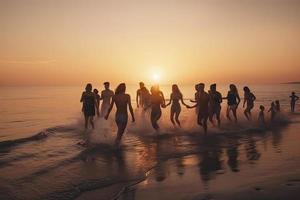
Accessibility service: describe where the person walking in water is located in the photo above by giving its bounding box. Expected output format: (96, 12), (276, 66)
(145, 86), (166, 131)
(105, 83), (135, 146)
(243, 86), (256, 120)
(165, 84), (189, 127)
(223, 84), (241, 123)
(208, 84), (222, 127)
(100, 82), (114, 117)
(136, 82), (151, 109)
(187, 83), (210, 133)
(80, 83), (99, 129)
(93, 89), (101, 117)
(290, 92), (299, 112)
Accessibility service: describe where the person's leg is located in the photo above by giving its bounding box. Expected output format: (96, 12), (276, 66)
(115, 124), (126, 146)
(209, 109), (215, 125)
(203, 115), (208, 133)
(170, 107), (175, 125)
(216, 107), (221, 127)
(291, 102), (295, 112)
(248, 105), (254, 120)
(226, 106), (231, 121)
(89, 116), (94, 129)
(233, 108), (238, 123)
(244, 108), (249, 120)
(151, 110), (161, 130)
(175, 108), (181, 127)
(197, 113), (203, 126)
(84, 115), (88, 129)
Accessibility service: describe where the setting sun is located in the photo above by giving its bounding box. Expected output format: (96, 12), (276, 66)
(152, 72), (161, 83)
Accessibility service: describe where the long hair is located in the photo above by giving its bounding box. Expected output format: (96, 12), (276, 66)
(230, 84), (239, 96)
(243, 86), (250, 93)
(172, 84), (182, 97)
(150, 85), (160, 95)
(85, 83), (92, 92)
(115, 83), (126, 94)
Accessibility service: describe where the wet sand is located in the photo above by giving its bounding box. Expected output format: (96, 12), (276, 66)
(76, 115), (300, 200)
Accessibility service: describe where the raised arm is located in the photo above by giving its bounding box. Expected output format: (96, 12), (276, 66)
(105, 96), (115, 120)
(128, 95), (135, 122)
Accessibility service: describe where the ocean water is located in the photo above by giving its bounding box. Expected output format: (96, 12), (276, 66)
(0, 84), (300, 200)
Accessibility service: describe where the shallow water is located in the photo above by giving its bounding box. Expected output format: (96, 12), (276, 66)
(0, 84), (300, 200)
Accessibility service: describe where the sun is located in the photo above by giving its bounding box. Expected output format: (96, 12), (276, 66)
(152, 72), (161, 83)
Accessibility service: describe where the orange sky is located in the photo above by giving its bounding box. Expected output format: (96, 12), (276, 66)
(1, 0), (300, 86)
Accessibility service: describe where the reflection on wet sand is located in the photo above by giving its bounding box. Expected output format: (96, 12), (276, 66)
(117, 124), (289, 200)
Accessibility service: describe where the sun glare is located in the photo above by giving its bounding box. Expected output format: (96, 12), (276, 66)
(152, 72), (161, 83)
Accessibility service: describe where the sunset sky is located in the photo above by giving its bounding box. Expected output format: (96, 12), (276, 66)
(1, 0), (300, 86)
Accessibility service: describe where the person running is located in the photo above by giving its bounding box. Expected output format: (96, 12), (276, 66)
(268, 102), (277, 122)
(105, 83), (135, 146)
(80, 83), (99, 129)
(223, 84), (241, 123)
(145, 86), (166, 131)
(187, 83), (210, 133)
(243, 86), (256, 120)
(290, 92), (299, 112)
(208, 83), (222, 127)
(100, 82), (114, 117)
(93, 89), (101, 117)
(258, 105), (265, 125)
(165, 84), (189, 127)
(136, 82), (151, 109)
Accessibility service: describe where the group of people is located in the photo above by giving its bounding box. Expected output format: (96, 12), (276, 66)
(80, 82), (299, 146)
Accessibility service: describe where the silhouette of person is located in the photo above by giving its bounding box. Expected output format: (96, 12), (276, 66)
(136, 82), (151, 109)
(165, 84), (189, 127)
(154, 84), (166, 105)
(100, 82), (114, 117)
(187, 83), (210, 133)
(223, 84), (240, 123)
(268, 102), (277, 122)
(208, 84), (222, 127)
(275, 100), (280, 112)
(145, 86), (166, 131)
(258, 105), (265, 125)
(93, 89), (101, 117)
(290, 92), (299, 112)
(243, 86), (256, 120)
(80, 83), (99, 129)
(105, 83), (135, 146)
(190, 84), (200, 114)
